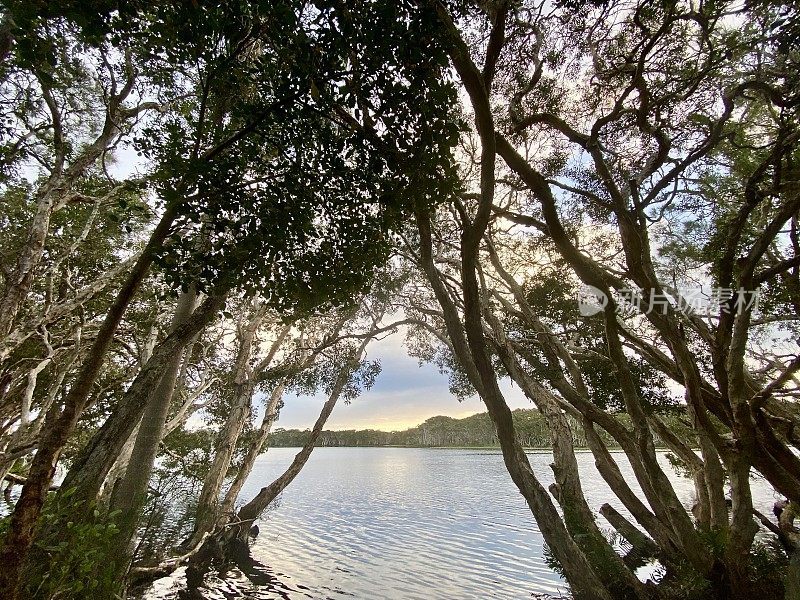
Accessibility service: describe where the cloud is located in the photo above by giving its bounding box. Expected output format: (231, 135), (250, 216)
(272, 331), (533, 431)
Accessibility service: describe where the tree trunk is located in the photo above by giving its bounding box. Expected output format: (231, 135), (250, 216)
(101, 421), (140, 505)
(689, 404), (729, 531)
(189, 310), (262, 542)
(721, 450), (759, 598)
(415, 208), (613, 600)
(59, 295), (222, 507)
(0, 203), (178, 599)
(0, 356), (52, 482)
(482, 293), (645, 597)
(506, 353), (646, 598)
(188, 316), (288, 545)
(181, 337), (368, 592)
(600, 503), (660, 569)
(28, 293), (222, 569)
(0, 189), (59, 339)
(107, 289), (200, 581)
(217, 382), (285, 522)
(235, 340), (368, 531)
(188, 373), (255, 541)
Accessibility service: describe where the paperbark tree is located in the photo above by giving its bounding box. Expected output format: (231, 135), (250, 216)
(188, 310), (287, 544)
(215, 381), (286, 523)
(406, 0), (798, 597)
(105, 288), (202, 579)
(235, 332), (374, 532)
(407, 5), (617, 596)
(2, 1), (459, 594)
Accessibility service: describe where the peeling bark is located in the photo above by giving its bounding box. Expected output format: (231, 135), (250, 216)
(187, 312), (285, 544)
(217, 382), (285, 522)
(235, 334), (371, 529)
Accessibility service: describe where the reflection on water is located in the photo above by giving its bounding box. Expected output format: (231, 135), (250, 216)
(142, 448), (780, 600)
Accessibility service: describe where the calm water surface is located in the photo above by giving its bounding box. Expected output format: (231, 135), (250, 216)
(146, 448), (780, 600)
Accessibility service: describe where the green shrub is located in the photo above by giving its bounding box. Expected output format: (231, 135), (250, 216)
(18, 488), (124, 600)
(748, 540), (789, 597)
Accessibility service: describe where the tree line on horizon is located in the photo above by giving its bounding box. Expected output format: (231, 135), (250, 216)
(265, 408), (687, 449)
(0, 1), (798, 599)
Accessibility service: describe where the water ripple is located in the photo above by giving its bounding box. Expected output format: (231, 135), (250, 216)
(141, 448), (778, 600)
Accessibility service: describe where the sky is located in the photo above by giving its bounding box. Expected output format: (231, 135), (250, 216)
(269, 327), (533, 432)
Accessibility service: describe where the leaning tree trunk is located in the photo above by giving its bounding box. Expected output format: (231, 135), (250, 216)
(0, 187), (57, 340)
(411, 7), (617, 589)
(235, 336), (370, 534)
(492, 330), (646, 599)
(103, 289), (201, 582)
(482, 249), (646, 598)
(101, 422), (140, 506)
(0, 204), (179, 599)
(58, 294), (221, 506)
(186, 311), (285, 545)
(98, 325), (159, 505)
(17, 293), (225, 599)
(415, 207), (612, 600)
(182, 339), (368, 594)
(216, 382), (286, 523)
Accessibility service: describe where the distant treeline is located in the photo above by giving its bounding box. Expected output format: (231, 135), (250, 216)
(267, 409), (685, 449)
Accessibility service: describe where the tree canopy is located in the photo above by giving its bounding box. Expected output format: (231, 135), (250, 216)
(1, 1), (799, 599)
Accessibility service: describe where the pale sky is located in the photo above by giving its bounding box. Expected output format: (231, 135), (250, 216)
(270, 329), (532, 432)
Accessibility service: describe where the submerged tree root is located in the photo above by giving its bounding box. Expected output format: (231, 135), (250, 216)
(127, 532), (211, 590)
(175, 523), (269, 599)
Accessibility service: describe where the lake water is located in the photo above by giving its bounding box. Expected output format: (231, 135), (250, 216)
(145, 447), (781, 600)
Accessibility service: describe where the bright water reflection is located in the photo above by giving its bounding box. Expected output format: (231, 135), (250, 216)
(144, 448), (780, 600)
